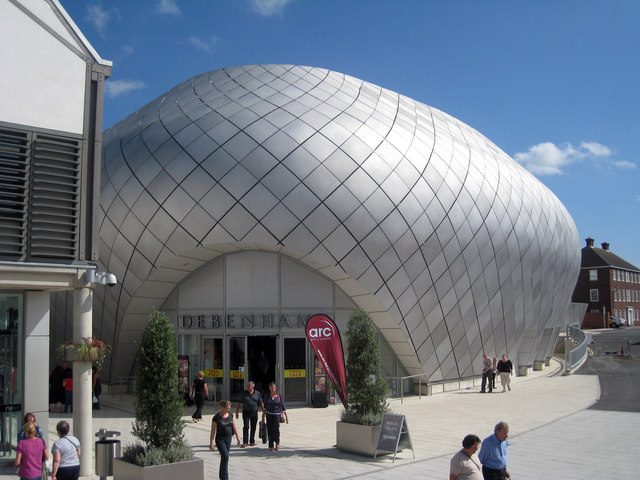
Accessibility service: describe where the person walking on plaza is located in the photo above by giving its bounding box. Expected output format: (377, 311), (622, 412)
(478, 421), (510, 480)
(62, 362), (73, 413)
(497, 354), (513, 392)
(450, 434), (483, 480)
(491, 357), (498, 390)
(51, 420), (81, 480)
(49, 365), (65, 413)
(235, 380), (264, 447)
(15, 421), (48, 480)
(190, 370), (209, 422)
(92, 366), (102, 410)
(262, 382), (288, 451)
(18, 412), (43, 442)
(480, 354), (493, 393)
(210, 400), (240, 480)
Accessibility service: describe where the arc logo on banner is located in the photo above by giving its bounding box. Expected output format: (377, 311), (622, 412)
(305, 314), (347, 408)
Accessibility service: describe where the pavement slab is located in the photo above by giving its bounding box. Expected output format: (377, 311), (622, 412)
(4, 356), (639, 479)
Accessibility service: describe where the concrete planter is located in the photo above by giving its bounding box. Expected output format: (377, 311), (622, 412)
(336, 421), (380, 457)
(113, 458), (204, 480)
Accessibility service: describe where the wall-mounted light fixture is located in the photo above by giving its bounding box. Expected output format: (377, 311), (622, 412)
(84, 270), (118, 287)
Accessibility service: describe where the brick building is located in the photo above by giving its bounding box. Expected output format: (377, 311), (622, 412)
(572, 238), (640, 328)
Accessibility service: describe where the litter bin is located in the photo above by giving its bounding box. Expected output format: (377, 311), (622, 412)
(95, 428), (121, 479)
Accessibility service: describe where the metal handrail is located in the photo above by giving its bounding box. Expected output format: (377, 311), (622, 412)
(382, 373), (430, 404)
(564, 323), (592, 374)
(109, 376), (136, 402)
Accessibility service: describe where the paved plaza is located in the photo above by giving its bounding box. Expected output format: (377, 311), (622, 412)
(3, 348), (639, 479)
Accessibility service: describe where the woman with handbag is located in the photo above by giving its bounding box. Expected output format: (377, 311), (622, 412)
(51, 420), (80, 480)
(262, 382), (288, 451)
(15, 421), (48, 480)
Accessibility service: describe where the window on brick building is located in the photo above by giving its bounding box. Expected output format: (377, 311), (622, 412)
(590, 289), (599, 302)
(589, 269), (597, 281)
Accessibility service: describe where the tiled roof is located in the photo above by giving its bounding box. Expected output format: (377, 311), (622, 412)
(581, 246), (639, 271)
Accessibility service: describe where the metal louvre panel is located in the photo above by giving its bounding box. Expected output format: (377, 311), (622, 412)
(28, 134), (80, 260)
(0, 128), (29, 259)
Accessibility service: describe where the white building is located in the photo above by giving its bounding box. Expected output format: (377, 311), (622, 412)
(0, 0), (111, 473)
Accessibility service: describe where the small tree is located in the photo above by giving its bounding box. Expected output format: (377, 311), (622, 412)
(124, 309), (193, 465)
(341, 307), (388, 425)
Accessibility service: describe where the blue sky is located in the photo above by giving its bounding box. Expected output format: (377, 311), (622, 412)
(61, 0), (639, 268)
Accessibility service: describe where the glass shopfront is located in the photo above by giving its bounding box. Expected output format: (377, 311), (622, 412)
(0, 293), (22, 463)
(167, 251), (353, 406)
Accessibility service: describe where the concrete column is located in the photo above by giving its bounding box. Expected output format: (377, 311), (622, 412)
(73, 287), (93, 477)
(23, 291), (50, 446)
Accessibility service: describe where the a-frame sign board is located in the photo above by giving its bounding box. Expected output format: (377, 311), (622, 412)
(374, 413), (415, 462)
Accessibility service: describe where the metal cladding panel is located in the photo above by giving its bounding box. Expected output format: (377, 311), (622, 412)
(97, 65), (580, 380)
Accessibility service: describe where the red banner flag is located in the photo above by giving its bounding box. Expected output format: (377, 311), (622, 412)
(306, 314), (348, 408)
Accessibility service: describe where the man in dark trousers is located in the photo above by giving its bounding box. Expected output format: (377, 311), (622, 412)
(235, 381), (264, 447)
(478, 421), (511, 479)
(480, 354), (493, 393)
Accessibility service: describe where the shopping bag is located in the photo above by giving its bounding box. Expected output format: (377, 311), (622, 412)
(259, 420), (267, 444)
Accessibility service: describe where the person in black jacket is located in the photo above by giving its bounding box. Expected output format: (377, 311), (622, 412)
(92, 366), (102, 410)
(497, 355), (513, 392)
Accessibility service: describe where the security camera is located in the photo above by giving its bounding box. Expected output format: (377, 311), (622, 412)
(103, 273), (117, 287)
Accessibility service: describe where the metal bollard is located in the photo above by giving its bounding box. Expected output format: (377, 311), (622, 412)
(95, 428), (121, 480)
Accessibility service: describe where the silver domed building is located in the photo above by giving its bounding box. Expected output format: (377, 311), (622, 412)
(67, 65), (580, 402)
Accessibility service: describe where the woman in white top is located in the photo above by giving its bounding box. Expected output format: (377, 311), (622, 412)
(51, 420), (81, 480)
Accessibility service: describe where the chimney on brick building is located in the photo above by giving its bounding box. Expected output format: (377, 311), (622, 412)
(586, 237), (595, 247)
(601, 242), (610, 251)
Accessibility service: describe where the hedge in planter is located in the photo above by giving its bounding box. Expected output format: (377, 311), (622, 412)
(123, 309), (194, 466)
(341, 307), (388, 426)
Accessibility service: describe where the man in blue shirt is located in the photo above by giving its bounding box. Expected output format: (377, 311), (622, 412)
(478, 421), (510, 479)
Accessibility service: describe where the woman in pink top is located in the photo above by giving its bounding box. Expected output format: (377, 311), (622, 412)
(15, 421), (48, 480)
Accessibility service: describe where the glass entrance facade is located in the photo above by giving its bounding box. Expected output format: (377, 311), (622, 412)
(166, 251), (356, 405)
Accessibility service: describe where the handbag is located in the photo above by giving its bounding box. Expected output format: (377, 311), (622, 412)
(259, 420), (267, 443)
(92, 394), (99, 404)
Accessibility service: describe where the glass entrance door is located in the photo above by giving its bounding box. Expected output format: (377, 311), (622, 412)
(203, 337), (223, 403)
(229, 337), (246, 403)
(283, 338), (306, 403)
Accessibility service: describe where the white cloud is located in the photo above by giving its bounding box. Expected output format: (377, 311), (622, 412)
(121, 46), (134, 58)
(581, 141), (613, 157)
(513, 142), (576, 175)
(249, 0), (293, 17)
(514, 141), (632, 175)
(105, 79), (146, 99)
(156, 0), (181, 15)
(86, 2), (110, 36)
(612, 160), (636, 169)
(187, 36), (219, 54)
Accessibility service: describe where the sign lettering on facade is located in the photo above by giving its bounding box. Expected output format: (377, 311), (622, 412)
(284, 369), (306, 378)
(178, 313), (309, 330)
(204, 369), (222, 378)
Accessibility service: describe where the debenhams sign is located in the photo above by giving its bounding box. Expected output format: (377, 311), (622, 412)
(179, 313), (310, 330)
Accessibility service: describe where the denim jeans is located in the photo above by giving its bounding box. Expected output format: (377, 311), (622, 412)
(215, 436), (231, 480)
(64, 390), (73, 413)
